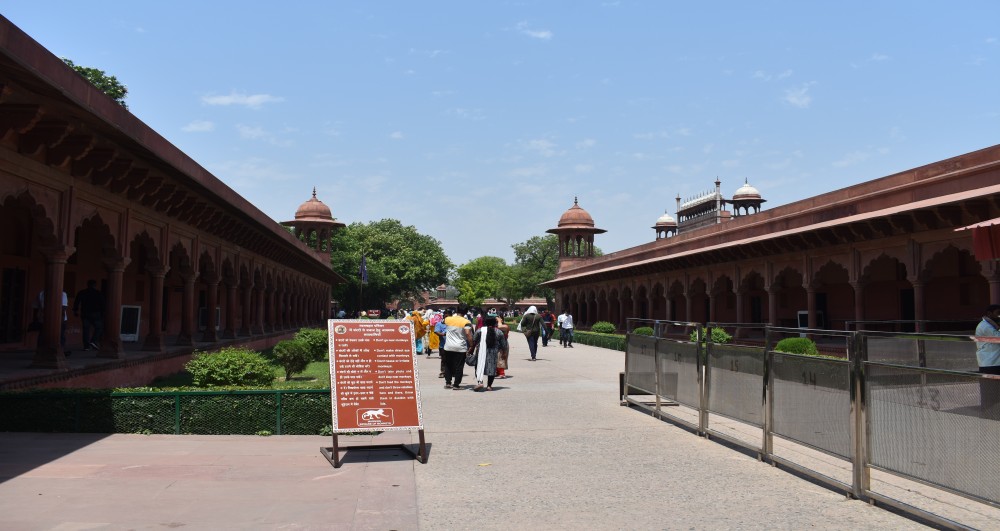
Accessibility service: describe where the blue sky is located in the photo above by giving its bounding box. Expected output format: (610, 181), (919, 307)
(4, 2), (999, 266)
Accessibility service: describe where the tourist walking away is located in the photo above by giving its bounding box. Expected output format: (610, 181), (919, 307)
(33, 289), (69, 354)
(519, 305), (543, 360)
(442, 308), (474, 389)
(434, 312), (448, 378)
(73, 279), (104, 351)
(558, 308), (575, 347)
(495, 311), (510, 378)
(541, 308), (555, 347)
(470, 316), (509, 391)
(408, 310), (428, 355)
(975, 304), (1000, 415)
(424, 309), (439, 355)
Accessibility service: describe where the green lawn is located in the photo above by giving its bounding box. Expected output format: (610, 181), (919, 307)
(150, 345), (331, 390)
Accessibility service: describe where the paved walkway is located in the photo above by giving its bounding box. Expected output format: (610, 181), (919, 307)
(0, 337), (991, 529)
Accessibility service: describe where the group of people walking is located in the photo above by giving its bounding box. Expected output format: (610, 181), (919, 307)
(402, 305), (574, 392)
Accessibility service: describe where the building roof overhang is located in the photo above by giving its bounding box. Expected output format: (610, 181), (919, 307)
(0, 15), (344, 284)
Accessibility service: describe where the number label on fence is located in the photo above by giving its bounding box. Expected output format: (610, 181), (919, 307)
(328, 320), (423, 432)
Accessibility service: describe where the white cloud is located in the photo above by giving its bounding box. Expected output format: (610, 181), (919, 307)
(721, 159), (740, 168)
(515, 21), (553, 40)
(181, 120), (214, 132)
(409, 48), (447, 58)
(576, 138), (596, 149)
(574, 164), (594, 173)
(832, 150), (870, 167)
(525, 138), (563, 157)
(784, 82), (815, 109)
(987, 37), (997, 44)
(509, 165), (547, 177)
(870, 53), (890, 61)
(447, 107), (486, 120)
(753, 69), (792, 81)
(237, 124), (266, 139)
(389, 131), (404, 140)
(235, 124), (293, 147)
(210, 158), (297, 187)
(202, 91), (284, 109)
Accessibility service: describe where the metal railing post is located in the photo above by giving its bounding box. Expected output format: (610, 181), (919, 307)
(699, 324), (708, 435)
(850, 331), (870, 499)
(763, 326), (774, 460)
(276, 391), (283, 435)
(174, 392), (181, 434)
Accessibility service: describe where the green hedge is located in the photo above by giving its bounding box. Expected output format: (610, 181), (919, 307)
(0, 389), (331, 435)
(563, 329), (626, 351)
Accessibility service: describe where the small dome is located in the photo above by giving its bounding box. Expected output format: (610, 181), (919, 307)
(654, 211), (677, 227)
(733, 179), (762, 200)
(557, 197), (596, 229)
(294, 187), (333, 221)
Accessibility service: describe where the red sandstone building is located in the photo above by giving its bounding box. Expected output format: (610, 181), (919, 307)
(0, 17), (344, 376)
(546, 147), (1000, 333)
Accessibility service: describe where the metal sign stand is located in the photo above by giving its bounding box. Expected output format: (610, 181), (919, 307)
(321, 429), (428, 468)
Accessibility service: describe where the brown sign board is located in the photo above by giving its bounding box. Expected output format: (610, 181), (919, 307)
(328, 319), (423, 432)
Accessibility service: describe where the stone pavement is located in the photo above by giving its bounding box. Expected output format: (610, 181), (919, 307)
(0, 336), (974, 530)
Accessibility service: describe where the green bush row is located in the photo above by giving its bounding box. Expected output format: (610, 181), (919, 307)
(0, 389), (332, 435)
(590, 321), (617, 334)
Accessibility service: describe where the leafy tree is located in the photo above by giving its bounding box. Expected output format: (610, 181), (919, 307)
(329, 219), (451, 311)
(511, 234), (602, 308)
(62, 58), (128, 109)
(454, 256), (509, 307)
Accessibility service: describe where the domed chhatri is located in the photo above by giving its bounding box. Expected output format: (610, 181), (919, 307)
(556, 196), (599, 229)
(281, 187), (346, 253)
(293, 187), (335, 221)
(652, 210), (677, 240)
(733, 179), (762, 201)
(729, 178), (766, 216)
(548, 197), (605, 262)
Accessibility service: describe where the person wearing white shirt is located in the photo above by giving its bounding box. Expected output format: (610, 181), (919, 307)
(558, 309), (574, 348)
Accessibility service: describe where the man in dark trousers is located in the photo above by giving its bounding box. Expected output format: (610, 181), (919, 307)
(73, 279), (105, 351)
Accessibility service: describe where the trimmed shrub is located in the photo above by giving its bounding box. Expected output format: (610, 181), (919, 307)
(690, 327), (733, 344)
(590, 321), (616, 334)
(774, 337), (819, 355)
(185, 347), (274, 387)
(633, 326), (654, 336)
(273, 339), (312, 381)
(295, 328), (330, 361)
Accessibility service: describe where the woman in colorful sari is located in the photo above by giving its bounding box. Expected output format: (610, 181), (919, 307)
(408, 310), (427, 355)
(426, 309), (442, 356)
(495, 311), (510, 378)
(470, 315), (508, 391)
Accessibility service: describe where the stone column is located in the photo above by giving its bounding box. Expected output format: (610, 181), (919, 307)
(201, 273), (219, 343)
(909, 278), (925, 333)
(265, 286), (275, 332)
(142, 266), (167, 352)
(176, 270), (196, 346)
(806, 285), (817, 329)
(767, 286), (777, 326)
(222, 279), (238, 339)
(99, 257), (127, 359)
(240, 281), (253, 336)
(708, 291), (717, 324)
(252, 285), (265, 335)
(850, 281), (865, 331)
(31, 246), (72, 369)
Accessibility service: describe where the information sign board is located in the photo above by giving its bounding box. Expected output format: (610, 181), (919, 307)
(328, 319), (423, 432)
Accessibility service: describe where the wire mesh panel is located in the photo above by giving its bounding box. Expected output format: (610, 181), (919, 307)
(707, 343), (765, 427)
(770, 352), (851, 459)
(866, 363), (1000, 505)
(866, 333), (977, 372)
(657, 339), (700, 408)
(625, 334), (657, 395)
(179, 393), (278, 434)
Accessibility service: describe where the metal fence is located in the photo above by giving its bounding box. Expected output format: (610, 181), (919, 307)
(0, 389), (331, 435)
(622, 319), (1000, 529)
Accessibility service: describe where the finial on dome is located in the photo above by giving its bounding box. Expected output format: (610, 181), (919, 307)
(312, 186), (317, 199)
(574, 196), (578, 206)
